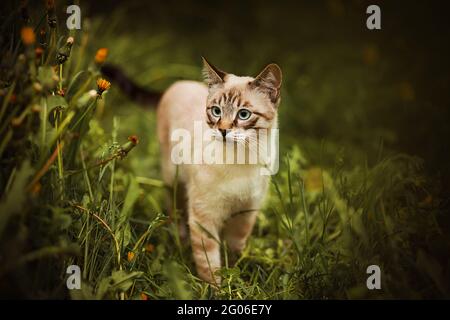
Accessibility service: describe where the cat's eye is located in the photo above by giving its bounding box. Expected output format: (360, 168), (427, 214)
(211, 106), (222, 117)
(237, 109), (252, 120)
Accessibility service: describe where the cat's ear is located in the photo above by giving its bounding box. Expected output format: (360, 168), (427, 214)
(251, 63), (282, 103)
(202, 57), (227, 88)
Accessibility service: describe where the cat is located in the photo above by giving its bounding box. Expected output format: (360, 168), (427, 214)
(102, 58), (282, 285)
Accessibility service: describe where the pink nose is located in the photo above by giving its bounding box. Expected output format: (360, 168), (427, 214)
(218, 120), (232, 131)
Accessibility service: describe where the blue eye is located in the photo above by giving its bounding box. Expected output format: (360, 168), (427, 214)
(211, 106), (221, 117)
(238, 108), (252, 120)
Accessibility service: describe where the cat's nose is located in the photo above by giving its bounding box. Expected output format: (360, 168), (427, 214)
(219, 129), (227, 138)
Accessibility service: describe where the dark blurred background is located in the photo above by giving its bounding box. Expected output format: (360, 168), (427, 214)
(79, 0), (450, 190)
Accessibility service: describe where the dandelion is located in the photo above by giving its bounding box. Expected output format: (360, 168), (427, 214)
(140, 293), (149, 300)
(95, 48), (108, 64)
(96, 78), (111, 96)
(127, 251), (135, 262)
(116, 135), (139, 159)
(56, 37), (74, 64)
(35, 47), (44, 59)
(128, 135), (139, 145)
(21, 27), (35, 45)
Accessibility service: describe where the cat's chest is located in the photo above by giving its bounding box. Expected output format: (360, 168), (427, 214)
(193, 165), (269, 202)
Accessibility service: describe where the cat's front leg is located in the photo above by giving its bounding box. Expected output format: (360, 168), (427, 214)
(188, 207), (222, 286)
(223, 211), (257, 254)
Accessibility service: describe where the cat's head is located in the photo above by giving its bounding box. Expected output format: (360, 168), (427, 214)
(202, 57), (282, 145)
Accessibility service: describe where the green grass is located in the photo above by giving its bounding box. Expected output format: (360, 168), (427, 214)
(0, 1), (449, 299)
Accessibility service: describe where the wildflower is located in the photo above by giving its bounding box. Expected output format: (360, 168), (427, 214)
(128, 135), (139, 145)
(140, 293), (149, 300)
(95, 48), (109, 64)
(56, 37), (74, 64)
(116, 135), (139, 159)
(35, 47), (44, 59)
(127, 251), (135, 262)
(96, 78), (111, 96)
(21, 27), (35, 45)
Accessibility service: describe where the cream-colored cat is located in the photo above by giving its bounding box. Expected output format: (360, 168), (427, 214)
(156, 58), (282, 285)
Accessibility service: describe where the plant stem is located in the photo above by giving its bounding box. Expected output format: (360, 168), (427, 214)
(59, 64), (63, 92)
(55, 109), (64, 198)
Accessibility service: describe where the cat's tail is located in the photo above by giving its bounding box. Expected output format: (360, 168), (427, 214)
(100, 64), (162, 106)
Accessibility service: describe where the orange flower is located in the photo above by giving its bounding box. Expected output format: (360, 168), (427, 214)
(35, 47), (44, 59)
(128, 135), (139, 145)
(96, 78), (111, 96)
(21, 27), (35, 45)
(145, 243), (155, 253)
(140, 292), (149, 300)
(95, 48), (108, 64)
(127, 251), (135, 262)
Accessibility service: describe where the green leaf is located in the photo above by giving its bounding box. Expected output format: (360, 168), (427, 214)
(116, 222), (132, 249)
(117, 176), (140, 227)
(47, 95), (68, 110)
(163, 261), (193, 299)
(66, 70), (92, 100)
(96, 270), (143, 299)
(37, 66), (57, 89)
(0, 161), (33, 237)
(70, 281), (96, 300)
